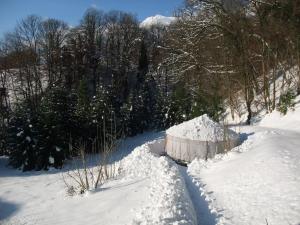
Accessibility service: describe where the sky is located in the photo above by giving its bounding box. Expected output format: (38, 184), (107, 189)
(0, 0), (183, 39)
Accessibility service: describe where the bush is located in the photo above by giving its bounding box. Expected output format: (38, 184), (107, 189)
(277, 89), (296, 115)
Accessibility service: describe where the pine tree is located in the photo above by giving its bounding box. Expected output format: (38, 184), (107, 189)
(8, 101), (39, 171)
(37, 86), (76, 169)
(127, 90), (145, 136)
(75, 79), (92, 141)
(126, 38), (154, 135)
(90, 85), (115, 137)
(165, 81), (192, 127)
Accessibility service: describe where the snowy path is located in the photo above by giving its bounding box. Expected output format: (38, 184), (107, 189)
(179, 166), (217, 225)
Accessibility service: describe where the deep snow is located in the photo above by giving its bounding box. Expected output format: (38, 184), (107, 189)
(124, 145), (197, 225)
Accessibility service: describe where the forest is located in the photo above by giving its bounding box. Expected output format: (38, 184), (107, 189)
(0, 0), (299, 171)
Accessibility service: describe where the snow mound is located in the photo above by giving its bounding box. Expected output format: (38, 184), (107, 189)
(140, 15), (176, 28)
(132, 157), (197, 225)
(120, 143), (157, 180)
(166, 114), (239, 141)
(120, 141), (197, 225)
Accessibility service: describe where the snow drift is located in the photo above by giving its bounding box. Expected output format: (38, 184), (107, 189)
(120, 143), (197, 225)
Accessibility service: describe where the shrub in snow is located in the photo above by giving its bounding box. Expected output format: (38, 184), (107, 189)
(277, 89), (296, 115)
(62, 120), (120, 195)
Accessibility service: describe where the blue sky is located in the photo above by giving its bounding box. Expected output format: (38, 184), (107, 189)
(0, 0), (183, 38)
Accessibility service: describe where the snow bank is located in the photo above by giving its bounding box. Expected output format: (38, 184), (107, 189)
(133, 157), (197, 225)
(166, 114), (239, 141)
(120, 144), (157, 180)
(260, 96), (300, 132)
(146, 139), (165, 156)
(120, 142), (197, 225)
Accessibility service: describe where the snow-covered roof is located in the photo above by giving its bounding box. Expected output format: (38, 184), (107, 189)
(166, 114), (238, 141)
(140, 15), (176, 28)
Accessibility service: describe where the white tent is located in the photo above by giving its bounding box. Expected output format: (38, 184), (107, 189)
(165, 115), (240, 163)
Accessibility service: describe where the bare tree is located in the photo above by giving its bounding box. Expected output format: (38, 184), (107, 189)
(39, 18), (68, 86)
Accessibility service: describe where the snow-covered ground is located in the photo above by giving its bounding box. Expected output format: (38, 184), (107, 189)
(0, 131), (197, 225)
(187, 100), (300, 225)
(1, 101), (300, 224)
(0, 132), (163, 225)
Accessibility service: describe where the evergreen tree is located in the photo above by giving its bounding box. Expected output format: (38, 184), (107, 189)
(75, 79), (92, 141)
(37, 86), (76, 169)
(164, 81), (192, 127)
(125, 38), (156, 135)
(90, 85), (115, 136)
(7, 102), (39, 171)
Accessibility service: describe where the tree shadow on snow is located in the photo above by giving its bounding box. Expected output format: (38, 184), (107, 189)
(90, 178), (148, 193)
(0, 198), (20, 221)
(239, 132), (254, 143)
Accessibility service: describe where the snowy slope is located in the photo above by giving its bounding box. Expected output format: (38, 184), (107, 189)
(260, 95), (300, 132)
(224, 66), (299, 125)
(187, 103), (300, 225)
(0, 69), (49, 106)
(140, 15), (176, 28)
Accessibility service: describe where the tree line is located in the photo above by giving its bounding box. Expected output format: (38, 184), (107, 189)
(0, 0), (299, 170)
